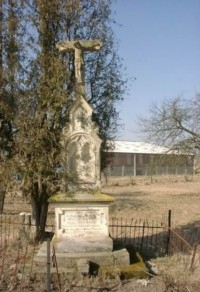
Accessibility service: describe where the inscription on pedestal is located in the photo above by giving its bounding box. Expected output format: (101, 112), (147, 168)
(56, 207), (109, 237)
(62, 210), (104, 231)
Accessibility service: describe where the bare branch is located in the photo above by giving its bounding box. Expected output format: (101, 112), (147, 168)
(138, 94), (200, 153)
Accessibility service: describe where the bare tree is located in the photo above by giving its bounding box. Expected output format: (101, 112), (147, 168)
(138, 95), (200, 153)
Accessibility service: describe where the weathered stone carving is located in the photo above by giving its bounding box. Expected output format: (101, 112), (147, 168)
(56, 40), (102, 95)
(56, 40), (103, 192)
(62, 96), (101, 192)
(67, 134), (96, 183)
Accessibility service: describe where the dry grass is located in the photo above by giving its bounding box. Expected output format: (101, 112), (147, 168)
(4, 174), (200, 229)
(101, 174), (200, 291)
(151, 254), (200, 292)
(102, 174), (200, 228)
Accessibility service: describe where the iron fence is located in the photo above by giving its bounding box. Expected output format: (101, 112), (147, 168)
(0, 213), (54, 248)
(167, 227), (200, 270)
(0, 211), (200, 291)
(1, 211), (199, 259)
(109, 217), (168, 256)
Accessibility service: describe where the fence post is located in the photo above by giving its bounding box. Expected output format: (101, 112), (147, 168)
(24, 213), (31, 234)
(122, 165), (124, 176)
(166, 210), (172, 255)
(166, 166), (168, 175)
(0, 191), (5, 214)
(47, 238), (51, 292)
(133, 154), (136, 176)
(190, 244), (198, 270)
(19, 212), (25, 239)
(108, 165), (111, 176)
(141, 220), (145, 248)
(19, 212), (31, 239)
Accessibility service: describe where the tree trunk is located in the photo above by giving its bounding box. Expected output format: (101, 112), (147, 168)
(31, 191), (49, 241)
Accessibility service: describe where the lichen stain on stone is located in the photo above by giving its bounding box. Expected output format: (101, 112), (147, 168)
(48, 192), (115, 203)
(99, 252), (148, 279)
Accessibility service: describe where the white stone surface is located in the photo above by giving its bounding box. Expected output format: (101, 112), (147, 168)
(55, 205), (109, 238)
(62, 96), (101, 192)
(56, 40), (102, 96)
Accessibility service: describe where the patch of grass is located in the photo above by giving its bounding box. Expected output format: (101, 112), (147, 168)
(152, 255), (200, 292)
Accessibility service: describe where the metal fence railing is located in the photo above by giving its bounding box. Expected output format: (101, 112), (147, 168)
(0, 213), (54, 249)
(0, 211), (200, 291)
(167, 227), (200, 270)
(109, 217), (167, 256)
(1, 210), (198, 258)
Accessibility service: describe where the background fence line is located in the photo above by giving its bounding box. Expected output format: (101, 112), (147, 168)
(105, 165), (194, 177)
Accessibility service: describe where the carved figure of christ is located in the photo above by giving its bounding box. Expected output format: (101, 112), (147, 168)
(56, 40), (102, 95)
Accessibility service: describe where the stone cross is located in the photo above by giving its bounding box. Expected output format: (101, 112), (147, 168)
(56, 40), (102, 96)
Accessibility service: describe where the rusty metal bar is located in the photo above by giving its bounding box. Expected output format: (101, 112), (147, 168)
(190, 244), (198, 270)
(166, 210), (172, 255)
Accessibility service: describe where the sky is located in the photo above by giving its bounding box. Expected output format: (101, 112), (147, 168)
(111, 0), (200, 141)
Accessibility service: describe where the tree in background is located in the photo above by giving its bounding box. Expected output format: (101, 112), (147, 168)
(138, 94), (200, 153)
(9, 0), (127, 236)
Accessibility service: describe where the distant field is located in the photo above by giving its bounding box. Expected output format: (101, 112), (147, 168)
(3, 174), (200, 229)
(102, 174), (200, 229)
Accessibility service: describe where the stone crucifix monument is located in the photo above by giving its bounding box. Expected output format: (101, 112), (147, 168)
(36, 40), (129, 274)
(56, 40), (102, 96)
(56, 40), (103, 192)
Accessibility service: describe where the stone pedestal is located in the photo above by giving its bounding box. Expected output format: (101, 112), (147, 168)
(35, 192), (130, 273)
(50, 193), (114, 254)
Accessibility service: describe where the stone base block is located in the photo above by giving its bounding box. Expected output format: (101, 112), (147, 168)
(34, 241), (130, 274)
(52, 235), (113, 253)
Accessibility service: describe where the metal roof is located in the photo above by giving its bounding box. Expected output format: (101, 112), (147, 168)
(107, 140), (169, 154)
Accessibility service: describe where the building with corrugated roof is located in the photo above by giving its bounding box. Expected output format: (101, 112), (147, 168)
(105, 141), (194, 176)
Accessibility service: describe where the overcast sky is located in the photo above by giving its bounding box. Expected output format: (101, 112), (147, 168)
(111, 0), (200, 141)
